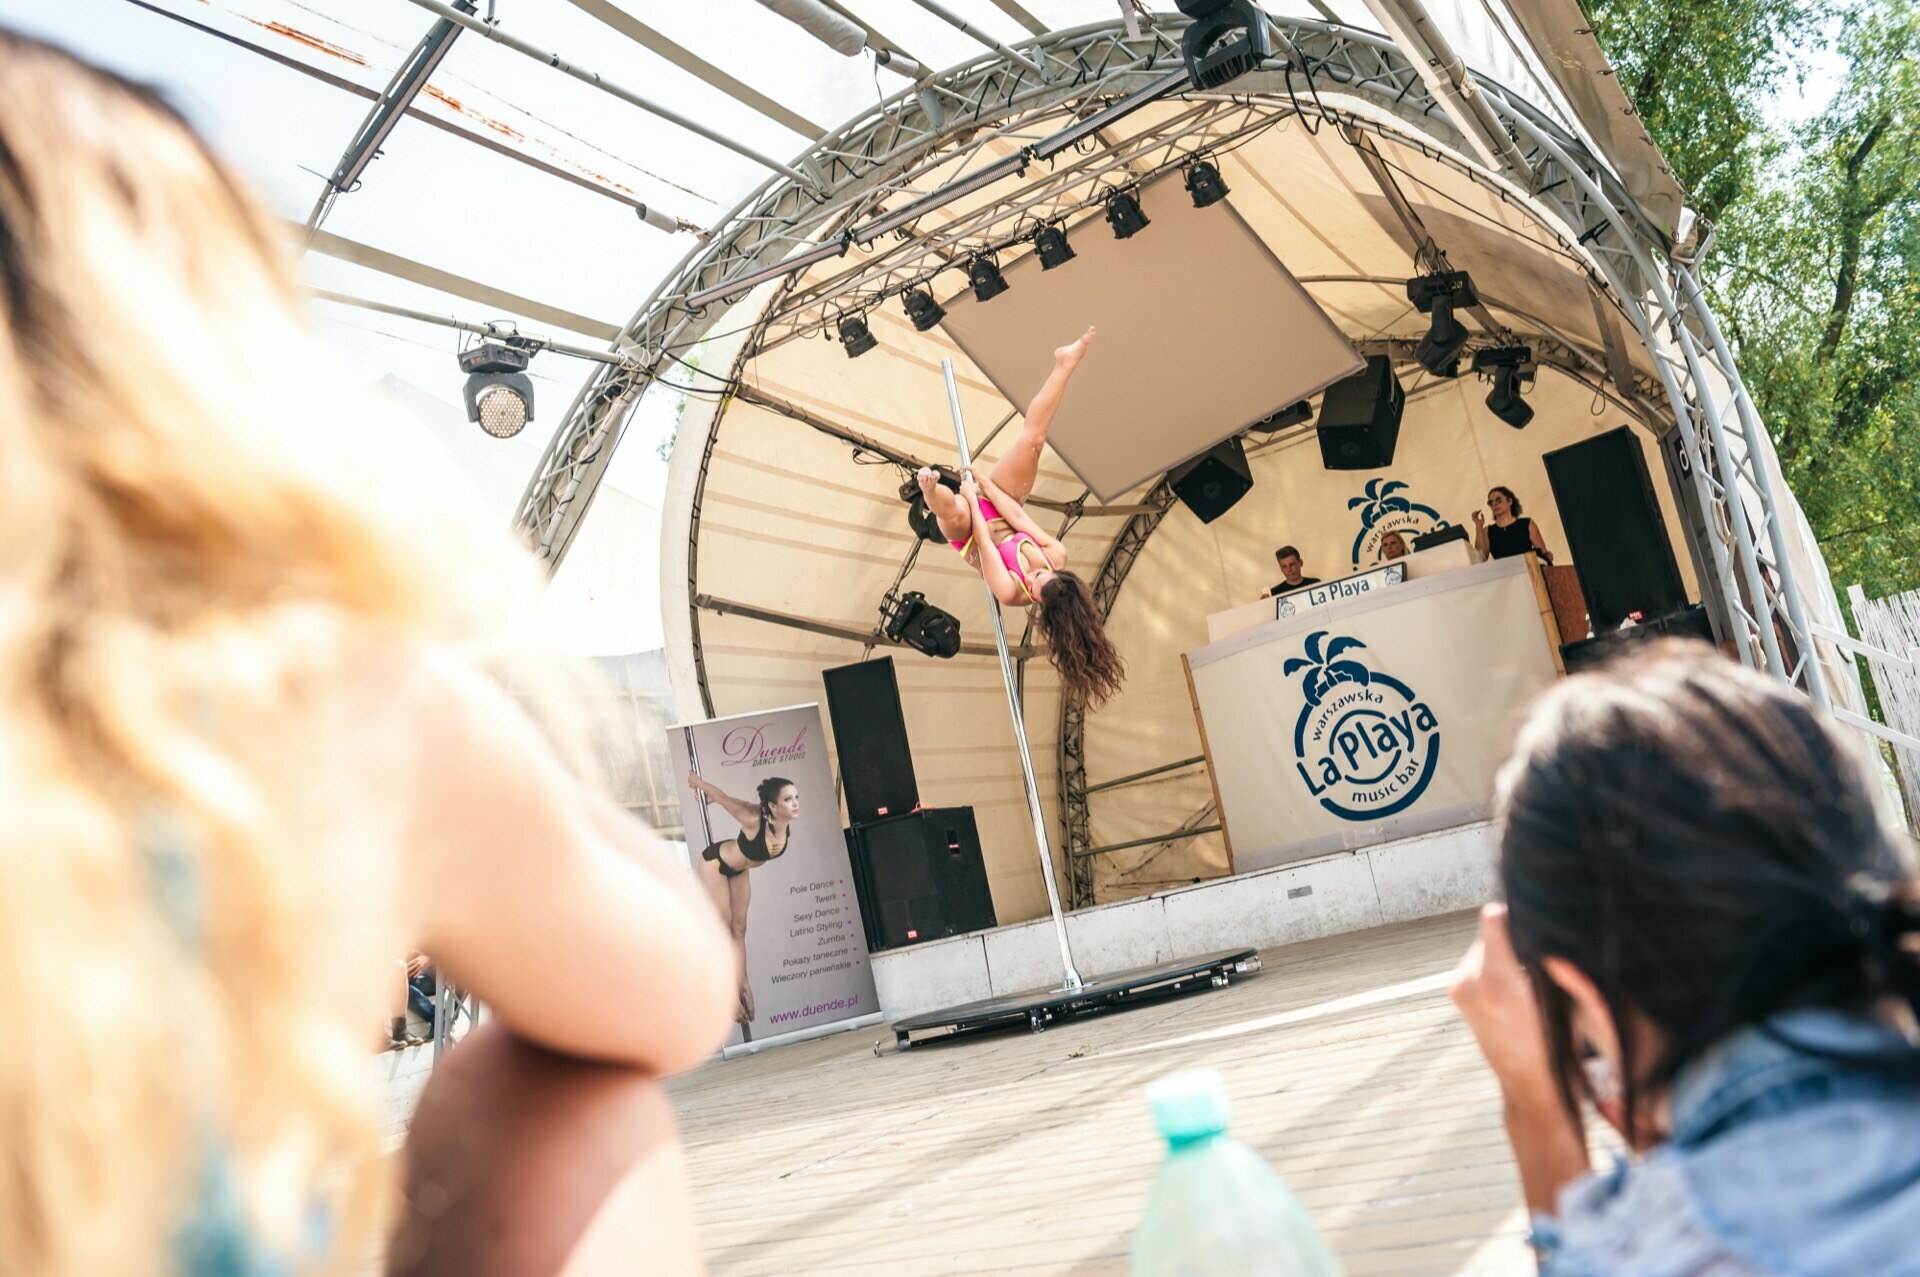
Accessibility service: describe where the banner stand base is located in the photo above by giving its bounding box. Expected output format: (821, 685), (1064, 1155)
(884, 949), (1259, 1052)
(718, 1011), (888, 1061)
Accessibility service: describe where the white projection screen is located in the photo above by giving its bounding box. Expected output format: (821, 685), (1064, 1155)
(940, 174), (1364, 501)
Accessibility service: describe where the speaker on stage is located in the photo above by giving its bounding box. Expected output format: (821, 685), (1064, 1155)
(822, 658), (919, 822)
(1543, 426), (1687, 630)
(1560, 603), (1715, 673)
(846, 808), (996, 952)
(1168, 436), (1253, 523)
(1317, 355), (1404, 470)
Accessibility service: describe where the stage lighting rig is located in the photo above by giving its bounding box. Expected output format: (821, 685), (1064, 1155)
(837, 312), (878, 357)
(1472, 346), (1535, 428)
(1407, 271), (1477, 377)
(1184, 158), (1230, 208)
(1248, 400), (1313, 433)
(1034, 221), (1076, 270)
(1174, 0), (1274, 89)
(883, 590), (962, 659)
(1105, 188), (1151, 239)
(903, 287), (945, 332)
(458, 338), (535, 439)
(967, 253), (1010, 302)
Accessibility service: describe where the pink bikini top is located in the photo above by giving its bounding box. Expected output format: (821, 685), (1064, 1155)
(950, 496), (1056, 603)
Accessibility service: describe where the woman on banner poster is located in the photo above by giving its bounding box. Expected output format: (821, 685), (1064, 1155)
(687, 772), (801, 1021)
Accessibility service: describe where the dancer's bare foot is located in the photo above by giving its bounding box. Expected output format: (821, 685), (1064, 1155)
(916, 466), (942, 499)
(1055, 326), (1095, 368)
(738, 982), (755, 1023)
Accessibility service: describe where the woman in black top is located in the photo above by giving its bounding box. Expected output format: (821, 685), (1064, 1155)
(1473, 485), (1554, 564)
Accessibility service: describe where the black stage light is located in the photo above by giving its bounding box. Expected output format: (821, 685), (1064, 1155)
(1174, 0), (1274, 89)
(1105, 188), (1150, 239)
(883, 590), (962, 659)
(838, 312), (878, 357)
(967, 254), (1009, 302)
(1184, 158), (1230, 207)
(1034, 221), (1076, 270)
(1407, 271), (1477, 377)
(458, 338), (535, 439)
(1247, 400), (1313, 433)
(1473, 346), (1536, 429)
(903, 287), (945, 332)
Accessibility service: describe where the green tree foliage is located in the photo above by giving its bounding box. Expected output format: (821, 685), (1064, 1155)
(1588, 0), (1920, 603)
(1581, 0), (1823, 222)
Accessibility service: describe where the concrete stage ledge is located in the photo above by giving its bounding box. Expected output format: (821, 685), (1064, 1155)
(871, 821), (1497, 1019)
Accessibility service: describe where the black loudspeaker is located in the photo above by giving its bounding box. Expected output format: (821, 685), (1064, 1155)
(1543, 426), (1687, 630)
(846, 808), (997, 951)
(1168, 436), (1253, 523)
(1560, 604), (1715, 674)
(1317, 355), (1405, 470)
(822, 658), (919, 822)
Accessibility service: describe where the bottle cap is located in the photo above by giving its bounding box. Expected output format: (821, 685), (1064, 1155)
(1146, 1069), (1230, 1144)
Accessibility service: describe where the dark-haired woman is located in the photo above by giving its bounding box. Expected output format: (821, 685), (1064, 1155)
(1451, 645), (1920, 1274)
(688, 773), (800, 1022)
(1473, 485), (1553, 564)
(916, 328), (1127, 707)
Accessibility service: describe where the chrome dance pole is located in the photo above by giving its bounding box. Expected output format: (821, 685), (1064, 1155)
(941, 358), (1084, 992)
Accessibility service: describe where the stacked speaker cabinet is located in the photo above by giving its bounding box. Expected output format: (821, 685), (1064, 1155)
(844, 809), (997, 952)
(822, 658), (997, 951)
(822, 657), (919, 822)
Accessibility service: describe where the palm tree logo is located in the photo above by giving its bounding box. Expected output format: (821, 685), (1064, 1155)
(1283, 631), (1372, 708)
(1348, 478), (1414, 528)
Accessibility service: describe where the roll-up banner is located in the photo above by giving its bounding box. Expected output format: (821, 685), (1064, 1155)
(665, 703), (879, 1051)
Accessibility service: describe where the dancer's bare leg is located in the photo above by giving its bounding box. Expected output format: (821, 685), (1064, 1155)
(917, 467), (974, 543)
(694, 856), (747, 1023)
(726, 872), (754, 1022)
(388, 1024), (706, 1277)
(988, 327), (1094, 502)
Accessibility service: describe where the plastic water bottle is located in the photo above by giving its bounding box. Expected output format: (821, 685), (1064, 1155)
(1130, 1070), (1344, 1277)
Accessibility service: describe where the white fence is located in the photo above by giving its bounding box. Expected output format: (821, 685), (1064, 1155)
(1834, 585), (1920, 827)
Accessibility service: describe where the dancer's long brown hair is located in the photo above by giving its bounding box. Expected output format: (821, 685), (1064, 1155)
(1035, 571), (1125, 707)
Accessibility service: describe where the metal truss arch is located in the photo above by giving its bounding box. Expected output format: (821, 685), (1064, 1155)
(509, 15), (1832, 906)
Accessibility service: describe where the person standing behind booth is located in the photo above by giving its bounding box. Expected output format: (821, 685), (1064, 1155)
(1474, 486), (1555, 564)
(1378, 530), (1410, 563)
(1262, 546), (1322, 598)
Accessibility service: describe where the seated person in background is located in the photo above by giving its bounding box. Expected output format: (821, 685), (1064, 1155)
(1262, 546), (1322, 598)
(1473, 485), (1554, 564)
(1451, 645), (1920, 1275)
(1378, 530), (1410, 562)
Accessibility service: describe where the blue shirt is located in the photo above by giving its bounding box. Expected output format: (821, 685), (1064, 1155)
(1533, 1009), (1920, 1276)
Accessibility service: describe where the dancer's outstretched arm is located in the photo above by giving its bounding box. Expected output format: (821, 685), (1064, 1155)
(688, 774), (760, 828)
(976, 473), (1066, 565)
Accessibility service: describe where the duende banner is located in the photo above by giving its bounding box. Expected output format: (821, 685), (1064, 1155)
(666, 703), (877, 1048)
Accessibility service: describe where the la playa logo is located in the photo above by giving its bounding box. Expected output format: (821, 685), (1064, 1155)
(1347, 478), (1449, 570)
(1287, 631), (1441, 821)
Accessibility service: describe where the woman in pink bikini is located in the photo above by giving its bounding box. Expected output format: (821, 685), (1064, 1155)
(915, 328), (1125, 707)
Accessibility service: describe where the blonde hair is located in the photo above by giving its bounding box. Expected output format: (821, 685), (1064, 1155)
(0, 31), (541, 1274)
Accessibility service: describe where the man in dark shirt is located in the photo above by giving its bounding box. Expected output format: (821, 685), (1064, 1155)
(1263, 545), (1322, 598)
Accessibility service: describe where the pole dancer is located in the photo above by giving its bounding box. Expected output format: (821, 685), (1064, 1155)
(940, 357), (1085, 993)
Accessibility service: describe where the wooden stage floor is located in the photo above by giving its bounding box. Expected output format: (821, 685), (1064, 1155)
(670, 910), (1538, 1276)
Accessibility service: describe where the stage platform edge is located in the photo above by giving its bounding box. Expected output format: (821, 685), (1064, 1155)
(884, 948), (1259, 1051)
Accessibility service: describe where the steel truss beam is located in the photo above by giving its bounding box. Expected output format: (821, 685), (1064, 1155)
(512, 16), (1832, 906)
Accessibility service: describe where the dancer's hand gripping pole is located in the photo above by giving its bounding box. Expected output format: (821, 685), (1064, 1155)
(940, 359), (1084, 993)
